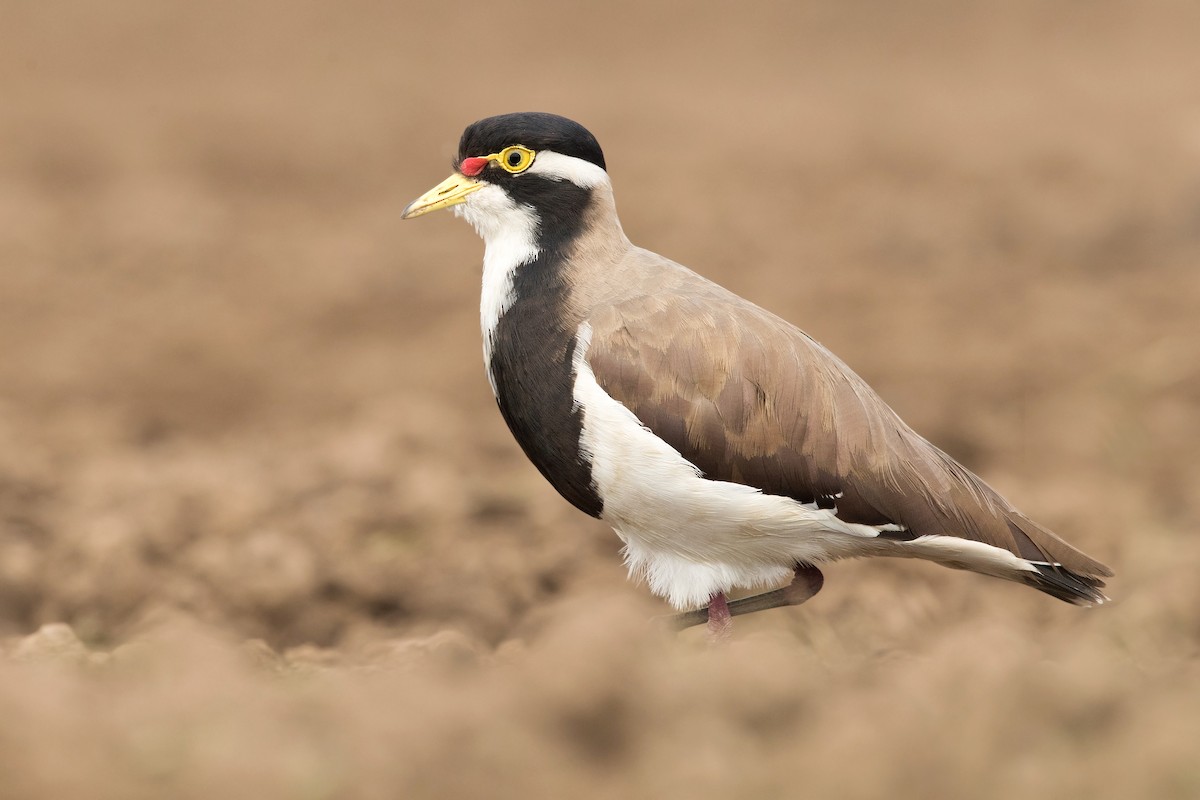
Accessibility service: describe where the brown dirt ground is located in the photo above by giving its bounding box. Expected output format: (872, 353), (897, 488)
(2, 0), (1199, 797)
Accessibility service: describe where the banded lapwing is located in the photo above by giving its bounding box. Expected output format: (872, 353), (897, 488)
(403, 112), (1112, 636)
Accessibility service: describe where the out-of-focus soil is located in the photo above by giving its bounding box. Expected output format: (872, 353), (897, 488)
(2, 1), (1198, 797)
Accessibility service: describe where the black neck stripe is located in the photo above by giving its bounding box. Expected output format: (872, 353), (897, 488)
(487, 182), (603, 517)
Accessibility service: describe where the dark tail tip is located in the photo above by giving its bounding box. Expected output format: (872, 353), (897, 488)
(1023, 563), (1110, 606)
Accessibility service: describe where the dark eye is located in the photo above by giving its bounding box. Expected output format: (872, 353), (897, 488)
(507, 150), (522, 167)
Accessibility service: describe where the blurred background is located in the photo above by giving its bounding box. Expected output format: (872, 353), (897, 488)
(1, 0), (1198, 797)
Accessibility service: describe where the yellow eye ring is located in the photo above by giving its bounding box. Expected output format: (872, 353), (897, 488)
(494, 145), (535, 174)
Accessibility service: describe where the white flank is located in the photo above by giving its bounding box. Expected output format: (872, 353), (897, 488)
(899, 535), (1039, 578)
(454, 184), (539, 394)
(571, 323), (906, 610)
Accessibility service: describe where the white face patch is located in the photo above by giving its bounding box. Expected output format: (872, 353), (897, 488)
(526, 151), (609, 188)
(454, 184), (539, 393)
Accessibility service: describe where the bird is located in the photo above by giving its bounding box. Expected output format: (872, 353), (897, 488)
(401, 111), (1112, 636)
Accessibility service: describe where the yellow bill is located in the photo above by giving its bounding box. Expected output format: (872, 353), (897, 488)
(401, 173), (484, 219)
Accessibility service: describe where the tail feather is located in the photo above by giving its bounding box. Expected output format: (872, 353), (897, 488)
(1020, 562), (1109, 606)
(1003, 513), (1112, 605)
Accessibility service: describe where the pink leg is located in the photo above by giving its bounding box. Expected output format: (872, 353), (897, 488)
(707, 591), (733, 642)
(662, 566), (825, 633)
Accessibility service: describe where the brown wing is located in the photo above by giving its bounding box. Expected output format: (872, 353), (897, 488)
(583, 268), (1112, 581)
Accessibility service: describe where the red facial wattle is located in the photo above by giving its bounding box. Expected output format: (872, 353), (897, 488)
(460, 157), (489, 177)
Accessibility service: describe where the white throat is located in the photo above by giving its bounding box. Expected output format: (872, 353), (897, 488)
(454, 184), (539, 394)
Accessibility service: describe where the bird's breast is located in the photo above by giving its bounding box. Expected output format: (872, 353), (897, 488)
(484, 255), (603, 518)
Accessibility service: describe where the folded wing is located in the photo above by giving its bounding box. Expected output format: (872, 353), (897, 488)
(582, 260), (1111, 598)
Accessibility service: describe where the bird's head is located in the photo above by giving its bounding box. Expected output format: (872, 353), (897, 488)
(401, 112), (609, 245)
